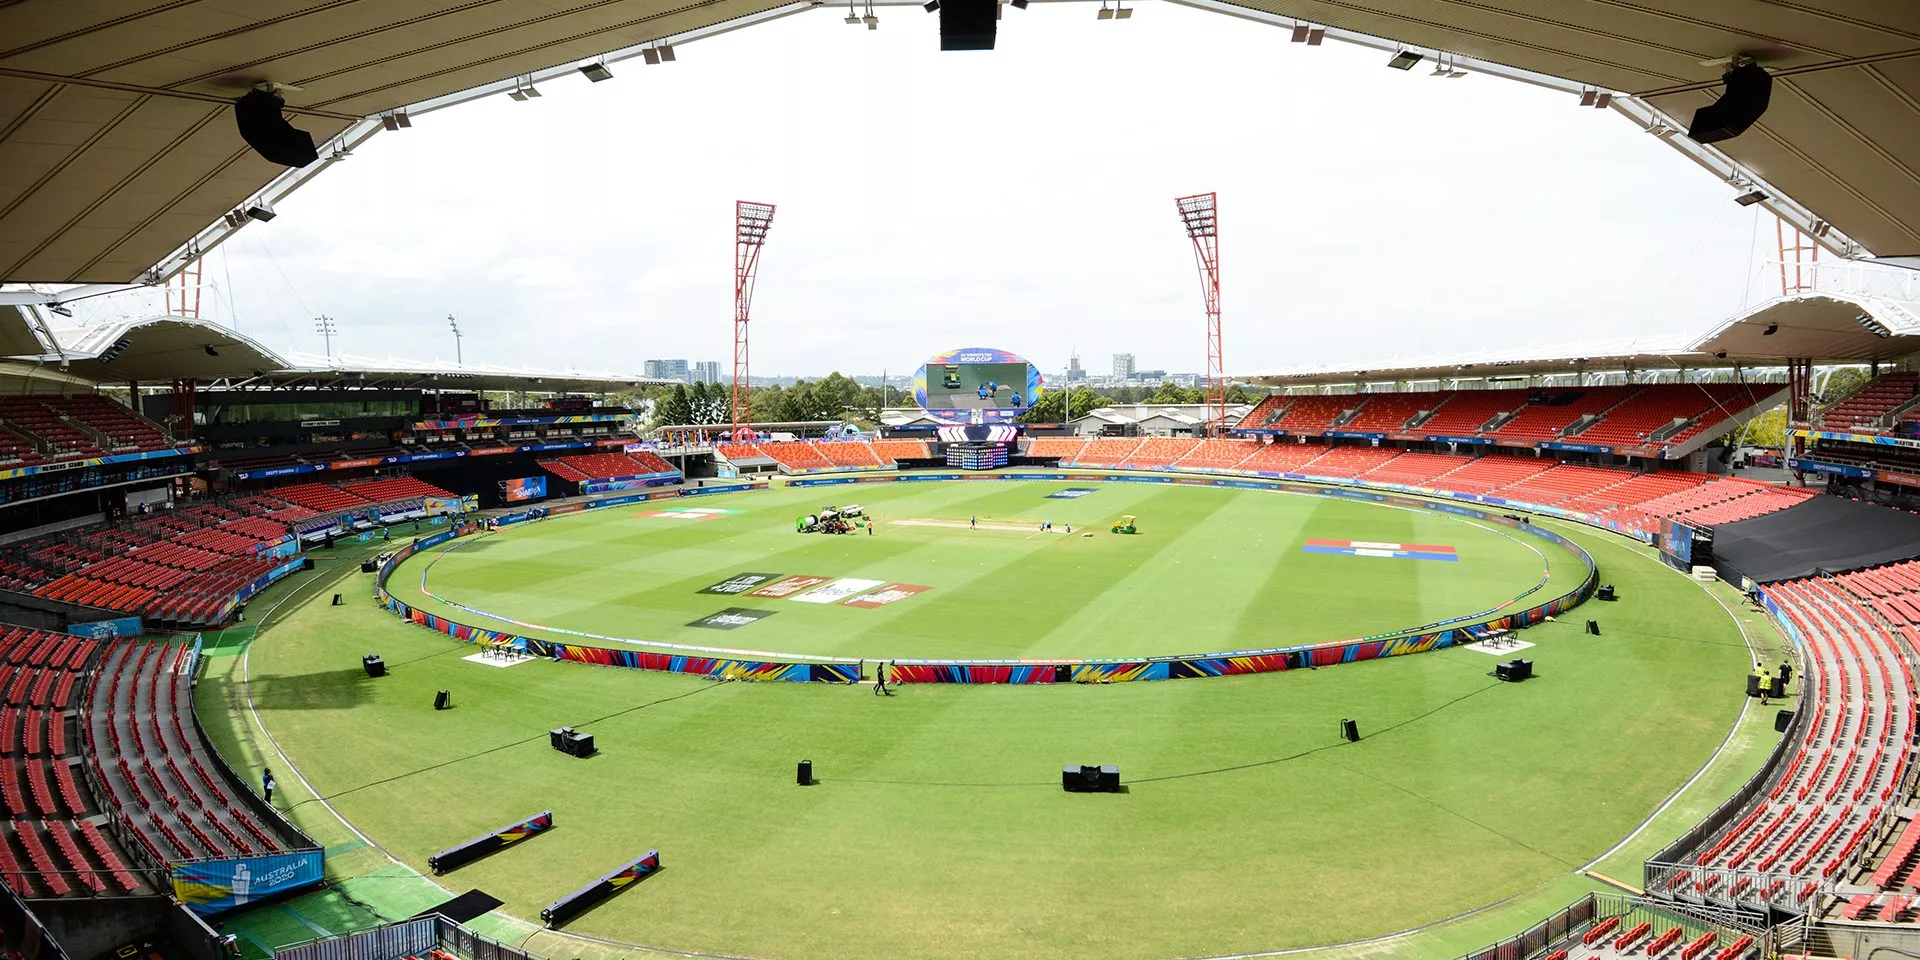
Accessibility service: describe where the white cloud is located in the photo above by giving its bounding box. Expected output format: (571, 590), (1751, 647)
(163, 1), (1776, 379)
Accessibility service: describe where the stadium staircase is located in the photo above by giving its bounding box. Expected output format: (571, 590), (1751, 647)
(1171, 439), (1260, 470)
(537, 452), (679, 483)
(1238, 396), (1290, 429)
(85, 641), (296, 870)
(0, 480), (459, 629)
(1010, 437), (1812, 536)
(1488, 387), (1635, 443)
(1655, 577), (1915, 914)
(0, 395), (189, 467)
(1266, 396), (1354, 435)
(1024, 438), (1088, 461)
(0, 628), (150, 898)
(1343, 392), (1445, 434)
(1417, 392), (1516, 437)
(1232, 384), (1782, 456)
(1818, 372), (1920, 436)
(712, 439), (928, 473)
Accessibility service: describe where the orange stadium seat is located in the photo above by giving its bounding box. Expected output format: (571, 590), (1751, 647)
(1344, 392), (1448, 434)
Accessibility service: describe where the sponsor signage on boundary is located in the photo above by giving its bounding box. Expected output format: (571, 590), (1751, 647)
(233, 439), (631, 480)
(68, 616), (142, 639)
(582, 473), (681, 494)
(1788, 458), (1874, 478)
(701, 572), (784, 595)
(1324, 430), (1384, 440)
(687, 608), (776, 630)
(1794, 428), (1920, 450)
(1880, 470), (1920, 488)
(750, 575), (832, 598)
(371, 475), (1597, 685)
(1540, 441), (1614, 454)
(790, 578), (884, 604)
(413, 414), (633, 431)
(0, 445), (199, 483)
(1046, 488), (1097, 499)
(503, 476), (548, 502)
(237, 557), (307, 603)
(423, 496), (472, 517)
(1301, 539), (1458, 562)
(173, 851), (325, 916)
(1425, 435), (1495, 446)
(844, 584), (932, 608)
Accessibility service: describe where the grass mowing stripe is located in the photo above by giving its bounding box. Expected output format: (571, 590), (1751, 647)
(224, 483), (1747, 960)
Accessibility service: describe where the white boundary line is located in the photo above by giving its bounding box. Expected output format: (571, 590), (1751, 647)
(237, 561), (459, 898)
(1573, 534), (1765, 874)
(401, 483), (1578, 664)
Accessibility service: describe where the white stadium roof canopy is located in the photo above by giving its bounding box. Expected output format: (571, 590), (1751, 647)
(0, 312), (668, 393)
(1238, 291), (1920, 388)
(0, 0), (1916, 293)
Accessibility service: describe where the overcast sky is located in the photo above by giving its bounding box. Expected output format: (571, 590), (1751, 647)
(86, 1), (1782, 379)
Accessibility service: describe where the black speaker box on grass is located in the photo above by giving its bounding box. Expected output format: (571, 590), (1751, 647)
(1775, 709), (1795, 733)
(362, 654), (385, 678)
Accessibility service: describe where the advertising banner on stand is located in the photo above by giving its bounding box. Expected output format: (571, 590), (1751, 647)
(503, 477), (548, 502)
(172, 851), (324, 915)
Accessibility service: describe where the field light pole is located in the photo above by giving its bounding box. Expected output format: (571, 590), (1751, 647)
(448, 314), (463, 366)
(314, 315), (337, 359)
(1176, 192), (1225, 437)
(733, 201), (776, 440)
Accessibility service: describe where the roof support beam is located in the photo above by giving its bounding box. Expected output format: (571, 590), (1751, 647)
(0, 67), (362, 121)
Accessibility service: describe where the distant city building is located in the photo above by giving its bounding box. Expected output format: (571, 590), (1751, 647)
(644, 359), (692, 382)
(1135, 369), (1167, 380)
(693, 361), (722, 384)
(1111, 353), (1136, 380)
(1066, 352), (1086, 381)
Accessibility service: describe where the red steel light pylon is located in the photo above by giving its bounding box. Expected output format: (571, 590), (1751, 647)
(165, 256), (204, 318)
(1776, 216), (1818, 297)
(1176, 192), (1224, 436)
(732, 201), (776, 439)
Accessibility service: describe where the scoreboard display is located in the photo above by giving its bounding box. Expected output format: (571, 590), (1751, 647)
(913, 347), (1044, 425)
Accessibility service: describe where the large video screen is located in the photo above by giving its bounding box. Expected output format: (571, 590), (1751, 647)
(502, 476), (547, 502)
(924, 363), (1034, 411)
(912, 347), (1044, 424)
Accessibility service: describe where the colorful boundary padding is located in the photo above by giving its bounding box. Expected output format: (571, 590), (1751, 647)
(375, 475), (1595, 686)
(428, 810), (554, 874)
(541, 849), (661, 928)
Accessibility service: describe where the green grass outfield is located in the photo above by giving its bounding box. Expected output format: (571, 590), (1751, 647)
(210, 480), (1762, 960)
(387, 481), (1586, 660)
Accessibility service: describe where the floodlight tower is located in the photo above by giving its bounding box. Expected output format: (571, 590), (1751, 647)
(1176, 192), (1224, 436)
(732, 200), (777, 438)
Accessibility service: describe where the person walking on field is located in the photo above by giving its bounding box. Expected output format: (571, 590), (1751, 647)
(969, 515), (977, 530)
(873, 661), (890, 696)
(262, 768), (276, 804)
